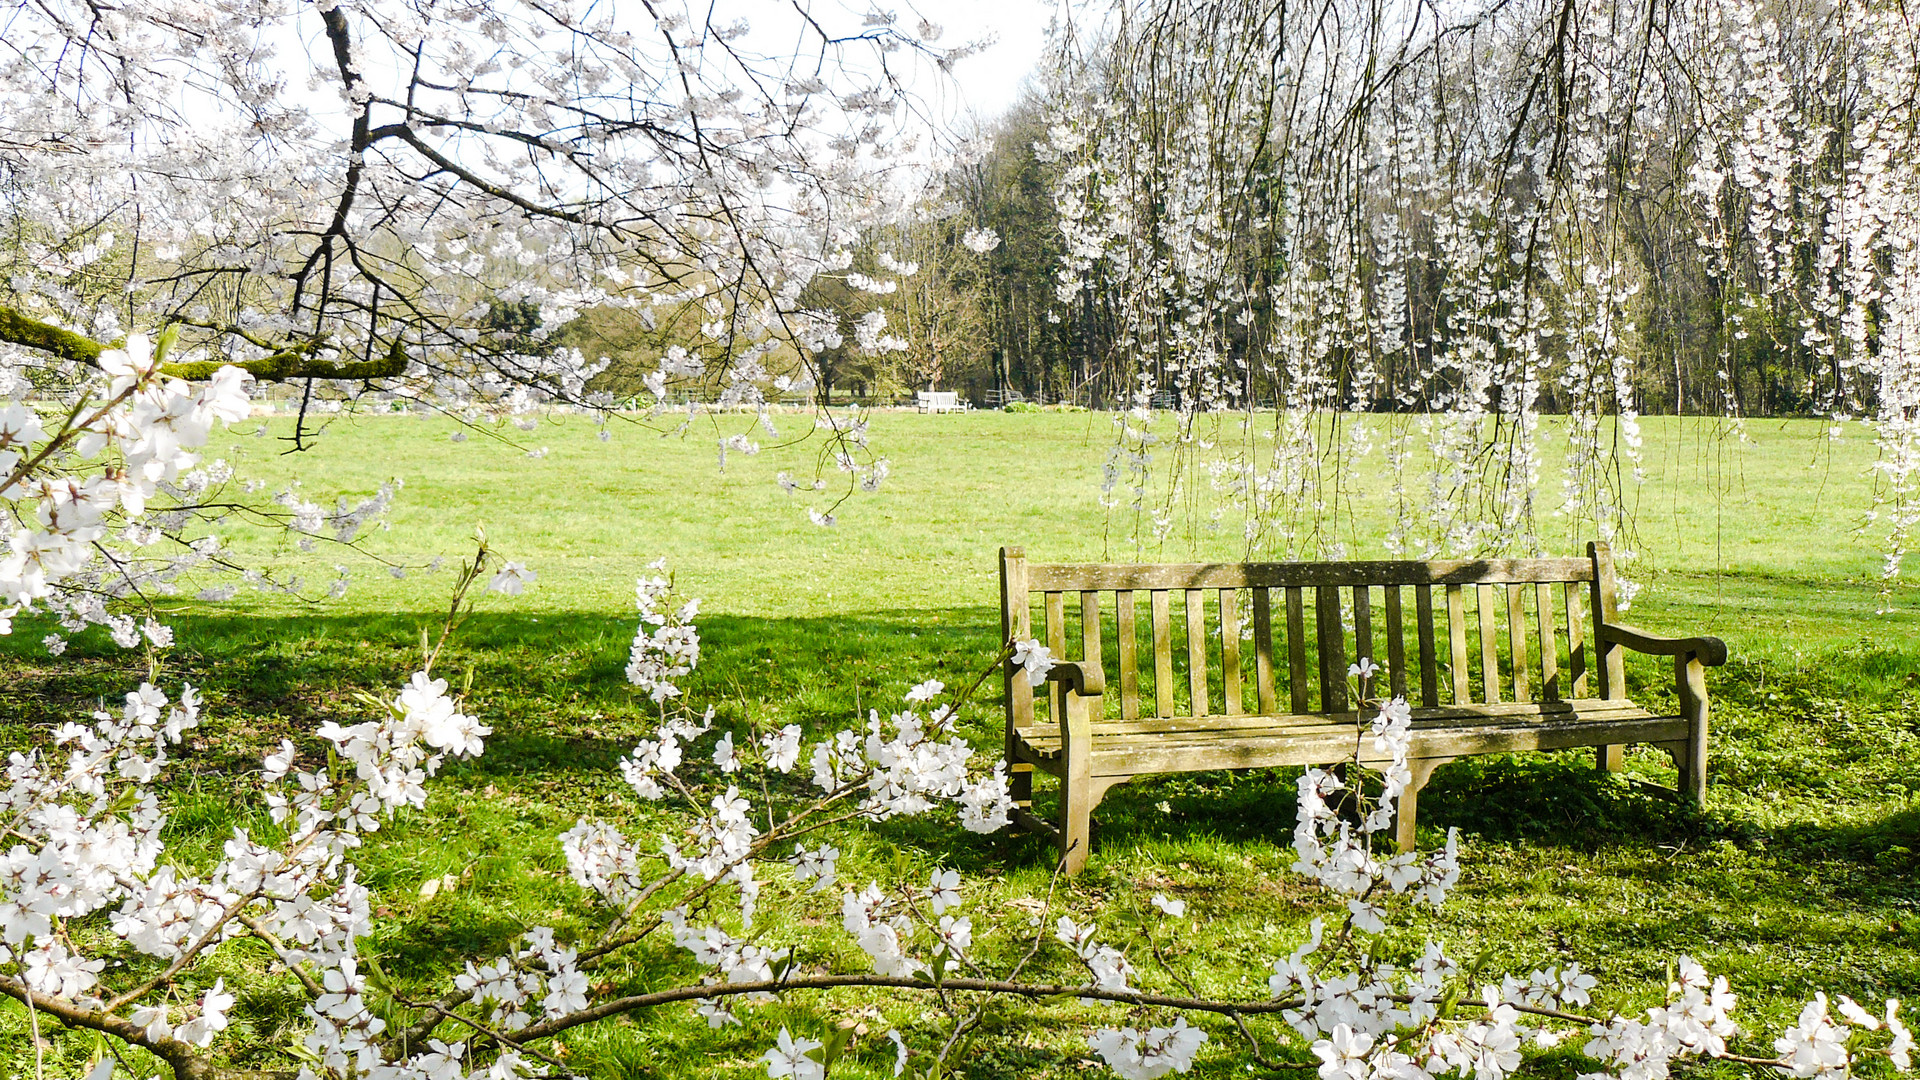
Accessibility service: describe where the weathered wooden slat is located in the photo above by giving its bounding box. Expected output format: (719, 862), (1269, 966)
(1047, 713), (1677, 756)
(1588, 541), (1626, 772)
(1082, 590), (1105, 719)
(1286, 587), (1309, 714)
(1385, 587), (1408, 700)
(1352, 586), (1374, 695)
(1018, 706), (1667, 756)
(1317, 586), (1348, 712)
(1566, 583), (1589, 698)
(1221, 589), (1243, 715)
(1019, 698), (1658, 739)
(1415, 584), (1438, 706)
(1536, 581), (1560, 701)
(1000, 549), (1033, 715)
(1117, 590), (1140, 721)
(1186, 589), (1209, 717)
(1068, 715), (1692, 777)
(1589, 542), (1625, 699)
(1477, 583), (1501, 704)
(1446, 584), (1470, 704)
(1253, 588), (1277, 715)
(1045, 590), (1066, 724)
(1031, 711), (1668, 750)
(1000, 547), (1035, 807)
(1152, 590), (1175, 717)
(1027, 558), (1595, 592)
(1507, 583), (1530, 702)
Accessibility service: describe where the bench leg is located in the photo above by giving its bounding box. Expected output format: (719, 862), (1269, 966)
(1595, 743), (1622, 773)
(1390, 757), (1452, 854)
(1675, 654), (1710, 804)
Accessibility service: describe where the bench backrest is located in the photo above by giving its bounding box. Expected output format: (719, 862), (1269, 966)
(1000, 545), (1627, 728)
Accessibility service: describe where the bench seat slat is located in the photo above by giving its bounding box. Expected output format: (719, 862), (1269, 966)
(1015, 697), (1655, 742)
(1014, 710), (1687, 777)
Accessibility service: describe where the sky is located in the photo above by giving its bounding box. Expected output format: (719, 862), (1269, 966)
(890, 0), (1058, 121)
(791, 0), (1060, 126)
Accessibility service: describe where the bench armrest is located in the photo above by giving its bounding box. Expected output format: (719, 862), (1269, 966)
(1597, 622), (1727, 666)
(1041, 659), (1106, 696)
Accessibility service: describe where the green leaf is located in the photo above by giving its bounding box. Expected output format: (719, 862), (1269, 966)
(805, 1026), (855, 1072)
(362, 954), (395, 996)
(152, 323), (181, 364)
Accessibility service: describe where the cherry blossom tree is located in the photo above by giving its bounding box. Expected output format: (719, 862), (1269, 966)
(1042, 0), (1920, 586)
(0, 0), (966, 422)
(0, 0), (979, 639)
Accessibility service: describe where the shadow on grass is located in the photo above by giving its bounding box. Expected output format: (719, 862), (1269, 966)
(2, 604), (1913, 876)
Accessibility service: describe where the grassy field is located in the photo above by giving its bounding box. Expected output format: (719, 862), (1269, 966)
(2, 411), (1917, 1079)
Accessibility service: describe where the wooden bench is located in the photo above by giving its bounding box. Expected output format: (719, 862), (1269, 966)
(998, 544), (1727, 874)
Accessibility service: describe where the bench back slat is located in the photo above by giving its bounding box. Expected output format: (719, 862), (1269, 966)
(1316, 585), (1347, 712)
(1384, 587), (1409, 700)
(1447, 584), (1471, 703)
(1152, 590), (1175, 716)
(1507, 584), (1531, 701)
(1415, 585), (1439, 706)
(1117, 590), (1141, 720)
(1286, 586), (1309, 713)
(1045, 590), (1067, 723)
(1081, 590), (1104, 718)
(1588, 543), (1626, 699)
(1536, 582), (1560, 701)
(1221, 589), (1244, 714)
(1566, 584), (1589, 698)
(1477, 584), (1501, 704)
(1004, 546), (1620, 724)
(1253, 587), (1278, 714)
(1001, 547), (1034, 729)
(1186, 588), (1209, 715)
(1352, 586), (1374, 693)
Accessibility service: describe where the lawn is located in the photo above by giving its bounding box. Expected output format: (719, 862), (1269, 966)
(2, 410), (1917, 1079)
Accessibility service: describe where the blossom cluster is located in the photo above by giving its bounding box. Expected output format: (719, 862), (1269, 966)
(0, 330), (406, 650)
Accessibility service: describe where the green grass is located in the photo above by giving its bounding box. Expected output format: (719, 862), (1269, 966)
(2, 411), (1917, 1079)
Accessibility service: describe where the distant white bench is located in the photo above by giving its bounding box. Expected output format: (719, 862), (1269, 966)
(916, 390), (964, 413)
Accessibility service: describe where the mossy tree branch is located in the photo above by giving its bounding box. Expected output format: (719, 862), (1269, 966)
(0, 303), (410, 382)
